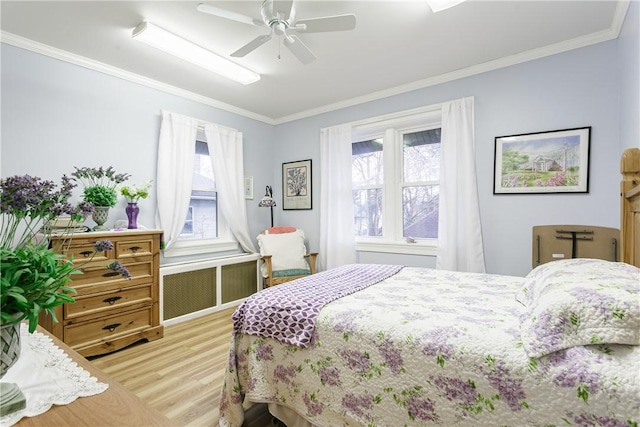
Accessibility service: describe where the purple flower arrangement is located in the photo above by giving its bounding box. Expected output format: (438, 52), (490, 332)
(0, 174), (92, 248)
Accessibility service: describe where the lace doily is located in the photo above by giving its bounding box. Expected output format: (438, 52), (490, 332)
(0, 324), (108, 426)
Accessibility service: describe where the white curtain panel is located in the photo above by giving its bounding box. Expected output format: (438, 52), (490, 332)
(155, 110), (197, 250)
(205, 124), (257, 253)
(319, 124), (356, 271)
(436, 97), (486, 273)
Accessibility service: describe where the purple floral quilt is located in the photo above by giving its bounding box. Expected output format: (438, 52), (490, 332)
(219, 266), (640, 427)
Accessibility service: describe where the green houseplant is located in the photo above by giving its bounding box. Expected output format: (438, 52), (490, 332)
(71, 166), (130, 208)
(71, 166), (130, 230)
(0, 174), (131, 376)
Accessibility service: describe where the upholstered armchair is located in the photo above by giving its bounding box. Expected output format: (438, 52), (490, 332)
(257, 228), (318, 288)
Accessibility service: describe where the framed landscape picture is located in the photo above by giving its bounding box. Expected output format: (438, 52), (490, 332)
(494, 127), (591, 194)
(282, 159), (312, 210)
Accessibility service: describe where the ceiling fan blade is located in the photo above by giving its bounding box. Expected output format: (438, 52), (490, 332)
(288, 1), (296, 24)
(273, 1), (294, 20)
(197, 3), (264, 27)
(283, 35), (316, 65)
(261, 0), (294, 23)
(294, 14), (356, 33)
(230, 34), (272, 57)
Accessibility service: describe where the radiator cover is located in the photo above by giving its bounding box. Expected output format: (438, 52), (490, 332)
(163, 268), (217, 320)
(160, 254), (260, 324)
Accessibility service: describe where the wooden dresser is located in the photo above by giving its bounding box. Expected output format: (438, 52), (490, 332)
(40, 230), (164, 357)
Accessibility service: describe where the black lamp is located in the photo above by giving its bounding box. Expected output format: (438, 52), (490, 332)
(258, 185), (276, 227)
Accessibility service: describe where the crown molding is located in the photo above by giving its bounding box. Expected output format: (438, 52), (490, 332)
(275, 1), (629, 125)
(0, 31), (276, 125)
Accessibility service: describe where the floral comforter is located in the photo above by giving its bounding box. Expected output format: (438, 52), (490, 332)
(219, 267), (640, 426)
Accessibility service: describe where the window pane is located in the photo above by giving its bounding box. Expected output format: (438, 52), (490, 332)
(181, 207), (194, 236)
(178, 141), (218, 240)
(403, 185), (439, 238)
(352, 139), (383, 186)
(353, 188), (382, 236)
(403, 129), (441, 182)
(179, 198), (217, 240)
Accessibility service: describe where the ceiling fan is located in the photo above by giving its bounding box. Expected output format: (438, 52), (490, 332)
(197, 0), (356, 65)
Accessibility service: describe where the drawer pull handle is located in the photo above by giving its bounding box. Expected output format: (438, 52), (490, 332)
(102, 272), (120, 278)
(102, 323), (121, 332)
(79, 250), (93, 257)
(102, 296), (122, 305)
(129, 246), (142, 253)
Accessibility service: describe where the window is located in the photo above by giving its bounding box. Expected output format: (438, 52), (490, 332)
(178, 141), (218, 240)
(163, 137), (237, 258)
(352, 139), (383, 236)
(157, 111), (248, 258)
(401, 129), (440, 238)
(351, 106), (441, 255)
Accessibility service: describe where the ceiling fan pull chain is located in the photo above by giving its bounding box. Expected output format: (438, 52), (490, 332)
(278, 34), (282, 59)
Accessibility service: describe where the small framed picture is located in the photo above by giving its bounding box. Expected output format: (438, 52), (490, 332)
(494, 127), (591, 194)
(244, 176), (253, 199)
(282, 159), (312, 210)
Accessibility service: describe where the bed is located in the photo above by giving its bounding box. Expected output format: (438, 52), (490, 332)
(219, 148), (640, 427)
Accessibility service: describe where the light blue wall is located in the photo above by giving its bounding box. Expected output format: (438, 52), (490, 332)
(618, 0), (639, 151)
(1, 44), (275, 264)
(2, 7), (637, 276)
(274, 41), (622, 277)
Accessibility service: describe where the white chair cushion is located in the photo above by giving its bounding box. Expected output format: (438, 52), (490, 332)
(257, 230), (309, 275)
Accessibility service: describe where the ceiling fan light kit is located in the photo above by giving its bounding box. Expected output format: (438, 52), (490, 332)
(197, 0), (356, 65)
(132, 21), (260, 85)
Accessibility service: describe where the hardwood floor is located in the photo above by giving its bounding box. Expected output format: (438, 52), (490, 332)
(90, 307), (276, 427)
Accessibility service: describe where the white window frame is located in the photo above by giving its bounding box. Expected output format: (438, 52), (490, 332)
(352, 105), (442, 256)
(164, 218), (237, 257)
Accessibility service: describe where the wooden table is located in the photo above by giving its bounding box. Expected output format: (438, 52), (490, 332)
(15, 327), (171, 427)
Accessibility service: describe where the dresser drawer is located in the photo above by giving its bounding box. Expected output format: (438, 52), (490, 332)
(71, 261), (154, 295)
(53, 239), (113, 267)
(116, 238), (154, 259)
(65, 285), (153, 320)
(64, 307), (153, 348)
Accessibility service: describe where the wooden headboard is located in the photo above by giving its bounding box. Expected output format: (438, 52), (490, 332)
(621, 147), (640, 267)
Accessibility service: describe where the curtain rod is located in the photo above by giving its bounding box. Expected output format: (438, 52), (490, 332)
(160, 109), (239, 133)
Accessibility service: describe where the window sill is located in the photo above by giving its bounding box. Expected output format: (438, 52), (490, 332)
(356, 240), (438, 256)
(163, 239), (240, 258)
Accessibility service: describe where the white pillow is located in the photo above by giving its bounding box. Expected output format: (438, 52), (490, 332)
(518, 258), (640, 358)
(257, 230), (309, 273)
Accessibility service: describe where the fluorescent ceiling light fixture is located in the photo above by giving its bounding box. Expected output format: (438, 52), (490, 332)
(132, 21), (260, 85)
(426, 0), (467, 12)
